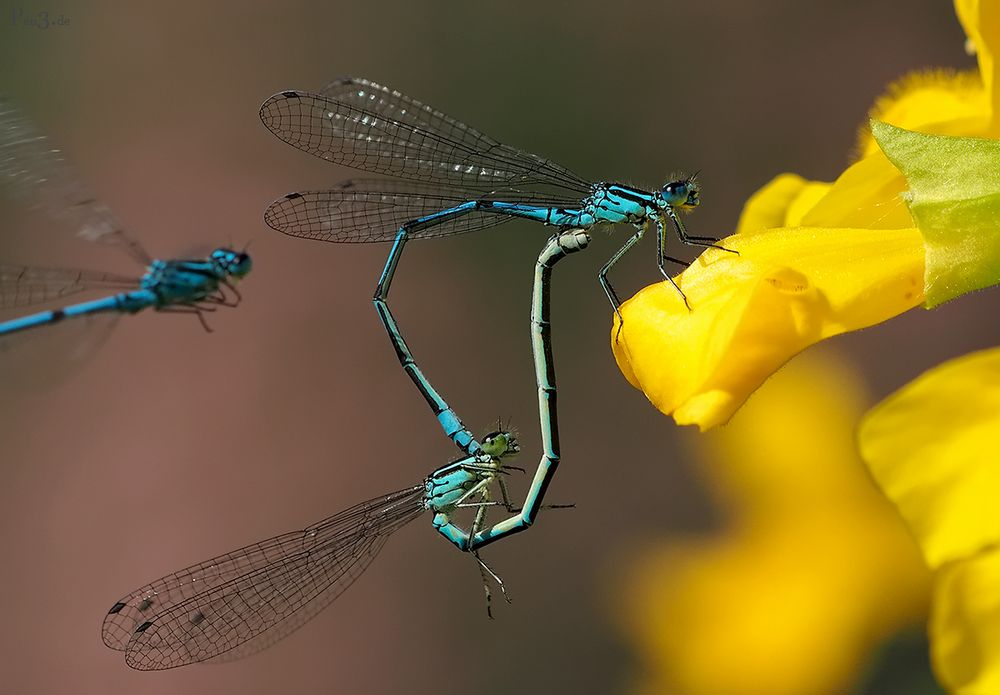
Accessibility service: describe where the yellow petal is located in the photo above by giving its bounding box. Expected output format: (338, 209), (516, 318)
(736, 174), (830, 234)
(955, 0), (998, 114)
(800, 152), (914, 229)
(786, 182), (834, 226)
(858, 70), (988, 158)
(858, 347), (1000, 569)
(930, 551), (1000, 694)
(735, 174), (834, 235)
(735, 174), (807, 234)
(612, 227), (924, 429)
(797, 110), (999, 234)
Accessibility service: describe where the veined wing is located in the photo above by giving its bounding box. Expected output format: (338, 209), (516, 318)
(264, 178), (585, 243)
(103, 485), (425, 670)
(0, 264), (137, 309)
(260, 77), (591, 193)
(0, 98), (150, 265)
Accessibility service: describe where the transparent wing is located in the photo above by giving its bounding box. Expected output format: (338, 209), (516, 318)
(0, 97), (150, 265)
(263, 178), (585, 243)
(103, 485), (426, 670)
(259, 77), (591, 193)
(0, 263), (137, 309)
(0, 311), (121, 385)
(205, 535), (390, 664)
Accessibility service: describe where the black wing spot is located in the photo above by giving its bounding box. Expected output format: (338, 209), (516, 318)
(280, 90), (301, 98)
(107, 602), (126, 615)
(134, 620), (153, 634)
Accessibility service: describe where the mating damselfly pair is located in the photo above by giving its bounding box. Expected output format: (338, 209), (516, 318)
(0, 77), (712, 669)
(100, 77), (714, 669)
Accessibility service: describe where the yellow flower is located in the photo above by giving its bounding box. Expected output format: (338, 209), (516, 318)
(858, 347), (1000, 694)
(617, 352), (930, 695)
(613, 227), (923, 430)
(614, 0), (1000, 430)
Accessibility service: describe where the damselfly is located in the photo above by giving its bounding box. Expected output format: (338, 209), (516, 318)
(103, 230), (587, 670)
(260, 77), (720, 316)
(260, 78), (717, 451)
(104, 430), (520, 670)
(0, 99), (251, 343)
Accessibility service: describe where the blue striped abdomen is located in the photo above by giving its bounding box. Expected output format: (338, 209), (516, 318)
(485, 202), (591, 228)
(0, 290), (157, 336)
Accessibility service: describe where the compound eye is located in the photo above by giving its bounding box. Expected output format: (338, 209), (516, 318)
(662, 182), (688, 204)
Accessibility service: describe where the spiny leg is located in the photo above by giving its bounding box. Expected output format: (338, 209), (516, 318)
(497, 474), (517, 513)
(599, 225), (644, 326)
(204, 284), (239, 308)
(202, 290), (237, 308)
(473, 500), (495, 617)
(158, 305), (214, 333)
(459, 472), (573, 515)
(470, 490), (509, 618)
(373, 227), (480, 456)
(506, 500), (576, 513)
(500, 464), (575, 513)
(665, 206), (738, 253)
(222, 280), (242, 305)
(651, 207), (739, 316)
(451, 477), (494, 508)
(193, 307), (213, 333)
(456, 500), (507, 509)
(473, 552), (510, 619)
(652, 216), (692, 317)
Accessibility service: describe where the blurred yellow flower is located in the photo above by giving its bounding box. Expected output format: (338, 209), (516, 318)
(617, 352), (930, 695)
(614, 0), (1000, 430)
(859, 347), (1000, 694)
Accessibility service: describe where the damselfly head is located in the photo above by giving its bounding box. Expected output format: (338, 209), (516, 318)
(659, 176), (700, 210)
(480, 430), (520, 459)
(211, 248), (253, 279)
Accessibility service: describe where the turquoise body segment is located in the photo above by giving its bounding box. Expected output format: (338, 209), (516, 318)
(372, 229), (481, 456)
(0, 292), (152, 334)
(471, 230), (590, 549)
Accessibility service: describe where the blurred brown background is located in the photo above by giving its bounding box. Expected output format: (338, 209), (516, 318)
(0, 1), (989, 693)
